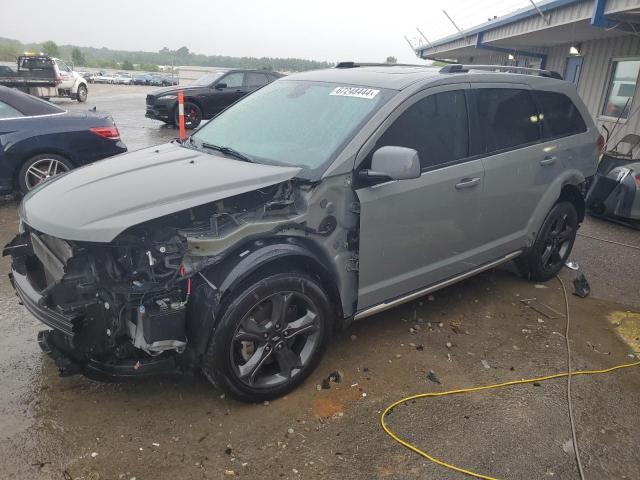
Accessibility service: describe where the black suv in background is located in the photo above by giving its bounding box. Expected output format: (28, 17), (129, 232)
(145, 68), (282, 128)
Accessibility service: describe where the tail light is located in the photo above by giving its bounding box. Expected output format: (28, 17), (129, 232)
(597, 133), (605, 154)
(635, 174), (640, 189)
(90, 126), (120, 140)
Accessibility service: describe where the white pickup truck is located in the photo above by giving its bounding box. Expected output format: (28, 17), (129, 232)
(0, 54), (88, 102)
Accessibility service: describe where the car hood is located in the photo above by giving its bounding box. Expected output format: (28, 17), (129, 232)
(20, 142), (301, 243)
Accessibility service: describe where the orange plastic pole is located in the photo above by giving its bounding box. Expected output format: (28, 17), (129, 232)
(177, 90), (185, 140)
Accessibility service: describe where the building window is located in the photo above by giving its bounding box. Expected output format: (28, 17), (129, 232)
(602, 59), (640, 119)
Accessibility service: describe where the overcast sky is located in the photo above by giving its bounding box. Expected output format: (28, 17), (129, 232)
(0, 0), (532, 63)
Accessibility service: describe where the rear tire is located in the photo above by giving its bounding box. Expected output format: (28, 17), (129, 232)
(18, 154), (73, 195)
(518, 201), (578, 281)
(202, 272), (332, 402)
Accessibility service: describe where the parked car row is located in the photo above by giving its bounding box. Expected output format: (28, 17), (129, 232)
(86, 71), (178, 86)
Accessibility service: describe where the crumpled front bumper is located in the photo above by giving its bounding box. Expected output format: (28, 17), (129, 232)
(10, 269), (79, 337)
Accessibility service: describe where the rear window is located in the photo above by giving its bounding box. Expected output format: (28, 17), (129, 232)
(470, 88), (541, 155)
(534, 91), (587, 138)
(0, 100), (23, 119)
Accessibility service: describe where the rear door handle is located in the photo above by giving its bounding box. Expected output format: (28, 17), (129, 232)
(540, 155), (557, 166)
(455, 177), (481, 189)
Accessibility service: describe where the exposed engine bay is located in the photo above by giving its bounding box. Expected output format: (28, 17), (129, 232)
(6, 179), (350, 377)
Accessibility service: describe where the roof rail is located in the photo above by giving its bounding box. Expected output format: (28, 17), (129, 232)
(335, 62), (428, 69)
(439, 64), (563, 80)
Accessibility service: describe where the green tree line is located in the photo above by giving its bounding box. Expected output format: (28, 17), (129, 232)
(0, 37), (332, 72)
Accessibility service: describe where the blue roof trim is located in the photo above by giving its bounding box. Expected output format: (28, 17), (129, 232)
(417, 0), (583, 52)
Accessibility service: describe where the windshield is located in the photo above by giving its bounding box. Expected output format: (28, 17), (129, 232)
(192, 80), (392, 177)
(191, 71), (227, 86)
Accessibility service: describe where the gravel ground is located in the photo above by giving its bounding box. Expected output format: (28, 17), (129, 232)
(0, 84), (639, 480)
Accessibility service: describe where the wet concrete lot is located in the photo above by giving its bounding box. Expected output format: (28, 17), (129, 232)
(1, 84), (639, 479)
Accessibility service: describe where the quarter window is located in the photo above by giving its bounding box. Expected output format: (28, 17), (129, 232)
(535, 91), (587, 138)
(0, 100), (23, 119)
(470, 88), (541, 154)
(374, 90), (468, 170)
(602, 59), (640, 119)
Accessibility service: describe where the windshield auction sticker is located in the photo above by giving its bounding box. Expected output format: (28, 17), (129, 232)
(330, 87), (379, 99)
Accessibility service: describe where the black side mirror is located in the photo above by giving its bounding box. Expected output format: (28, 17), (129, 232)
(215, 82), (227, 90)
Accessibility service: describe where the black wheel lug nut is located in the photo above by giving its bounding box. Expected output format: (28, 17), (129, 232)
(263, 332), (269, 339)
(275, 323), (281, 329)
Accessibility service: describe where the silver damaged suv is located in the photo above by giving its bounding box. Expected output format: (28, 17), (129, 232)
(6, 63), (599, 401)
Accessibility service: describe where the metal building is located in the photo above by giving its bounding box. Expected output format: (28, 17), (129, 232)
(416, 0), (640, 142)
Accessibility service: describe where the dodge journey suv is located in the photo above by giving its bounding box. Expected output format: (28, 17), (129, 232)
(6, 63), (598, 401)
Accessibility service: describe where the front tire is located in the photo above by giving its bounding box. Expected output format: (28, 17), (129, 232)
(76, 84), (88, 102)
(174, 101), (202, 129)
(18, 154), (73, 195)
(202, 272), (332, 402)
(519, 201), (578, 281)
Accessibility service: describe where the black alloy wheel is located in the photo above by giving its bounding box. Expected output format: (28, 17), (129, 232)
(202, 272), (332, 401)
(521, 201), (578, 281)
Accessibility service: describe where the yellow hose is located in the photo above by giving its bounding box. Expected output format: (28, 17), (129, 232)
(380, 360), (640, 480)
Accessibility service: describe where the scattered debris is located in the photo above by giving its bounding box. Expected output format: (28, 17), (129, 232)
(587, 341), (611, 355)
(91, 452), (98, 458)
(438, 322), (444, 328)
(224, 469), (236, 476)
(451, 319), (463, 334)
(520, 298), (564, 319)
(565, 261), (580, 271)
(327, 371), (343, 383)
(426, 370), (441, 384)
(561, 439), (574, 454)
(263, 400), (270, 406)
(573, 273), (590, 298)
(416, 344), (424, 351)
(538, 318), (545, 324)
(481, 359), (491, 369)
(361, 392), (367, 398)
(350, 334), (357, 341)
(445, 342), (453, 349)
(395, 354), (402, 359)
(287, 428), (295, 437)
(409, 327), (416, 334)
(321, 378), (331, 389)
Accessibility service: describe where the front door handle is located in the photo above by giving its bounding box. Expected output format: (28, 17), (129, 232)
(540, 155), (557, 166)
(455, 177), (481, 190)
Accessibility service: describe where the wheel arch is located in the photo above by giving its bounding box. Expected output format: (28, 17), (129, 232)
(188, 237), (344, 355)
(175, 97), (203, 117)
(559, 183), (585, 222)
(526, 170), (586, 247)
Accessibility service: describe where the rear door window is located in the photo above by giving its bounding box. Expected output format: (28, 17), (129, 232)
(534, 91), (587, 139)
(470, 88), (541, 155)
(373, 89), (469, 170)
(245, 72), (269, 88)
(221, 72), (244, 88)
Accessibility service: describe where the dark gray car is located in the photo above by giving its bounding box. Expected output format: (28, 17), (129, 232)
(6, 63), (598, 401)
